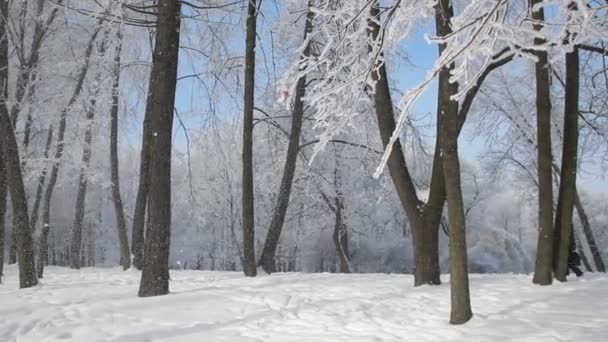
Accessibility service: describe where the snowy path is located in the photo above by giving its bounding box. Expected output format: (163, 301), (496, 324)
(1, 266), (606, 341)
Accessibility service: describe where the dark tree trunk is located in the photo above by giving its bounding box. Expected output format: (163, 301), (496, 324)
(0, 156), (6, 282)
(435, 0), (472, 325)
(138, 0), (180, 298)
(109, 30), (131, 270)
(36, 225), (49, 278)
(332, 196), (350, 274)
(39, 27), (100, 277)
(368, 3), (440, 286)
(131, 61), (155, 271)
(241, 0), (258, 277)
(553, 46), (579, 281)
(531, 0), (554, 286)
(0, 0), (38, 286)
(258, 5), (314, 274)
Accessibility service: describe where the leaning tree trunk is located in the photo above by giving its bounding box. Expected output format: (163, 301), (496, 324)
(553, 45), (579, 281)
(0, 0), (38, 286)
(39, 27), (100, 277)
(138, 0), (180, 298)
(258, 5), (314, 274)
(69, 85), (100, 269)
(241, 0), (258, 277)
(36, 224), (49, 278)
(0, 156), (6, 282)
(131, 61), (155, 271)
(109, 30), (131, 270)
(574, 191), (605, 272)
(332, 196), (350, 274)
(531, 0), (554, 286)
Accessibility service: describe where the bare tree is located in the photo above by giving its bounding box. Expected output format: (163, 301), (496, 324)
(138, 0), (181, 297)
(531, 0), (554, 286)
(109, 29), (131, 270)
(241, 0), (258, 277)
(258, 3), (314, 274)
(0, 0), (37, 287)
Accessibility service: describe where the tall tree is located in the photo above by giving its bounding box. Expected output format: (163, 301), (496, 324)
(131, 59), (155, 271)
(0, 0), (37, 287)
(138, 0), (181, 297)
(241, 0), (258, 277)
(109, 29), (131, 270)
(435, 0), (472, 324)
(530, 0), (554, 286)
(258, 3), (314, 274)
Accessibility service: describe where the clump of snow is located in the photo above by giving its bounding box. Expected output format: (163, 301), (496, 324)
(0, 265), (606, 341)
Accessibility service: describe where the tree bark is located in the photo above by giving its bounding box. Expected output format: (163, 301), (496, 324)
(109, 30), (131, 270)
(241, 0), (258, 277)
(332, 196), (350, 274)
(36, 225), (49, 278)
(553, 46), (579, 281)
(258, 5), (314, 274)
(0, 0), (38, 286)
(530, 0), (554, 286)
(0, 156), (6, 282)
(435, 0), (472, 324)
(131, 59), (155, 271)
(138, 0), (180, 297)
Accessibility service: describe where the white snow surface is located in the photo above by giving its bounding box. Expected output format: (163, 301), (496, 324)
(1, 266), (607, 342)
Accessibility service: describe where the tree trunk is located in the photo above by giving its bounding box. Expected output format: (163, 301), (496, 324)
(138, 0), (180, 298)
(39, 27), (100, 277)
(36, 225), (49, 278)
(0, 0), (38, 286)
(69, 89), (98, 269)
(368, 4), (439, 286)
(531, 0), (554, 286)
(241, 0), (258, 277)
(258, 5), (314, 274)
(332, 196), (350, 274)
(131, 59), (155, 271)
(0, 156), (6, 282)
(553, 46), (579, 281)
(435, 0), (472, 325)
(109, 30), (131, 270)
(29, 126), (53, 234)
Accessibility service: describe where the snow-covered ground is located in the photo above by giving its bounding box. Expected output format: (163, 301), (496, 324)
(1, 266), (606, 341)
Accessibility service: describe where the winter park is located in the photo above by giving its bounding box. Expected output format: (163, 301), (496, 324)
(1, 0), (608, 341)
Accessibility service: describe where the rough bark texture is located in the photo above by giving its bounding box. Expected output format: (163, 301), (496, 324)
(0, 0), (38, 286)
(138, 0), (180, 298)
(531, 0), (554, 286)
(40, 27), (99, 277)
(553, 46), (579, 281)
(258, 6), (314, 274)
(131, 63), (155, 271)
(241, 0), (258, 277)
(435, 0), (472, 324)
(109, 31), (131, 270)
